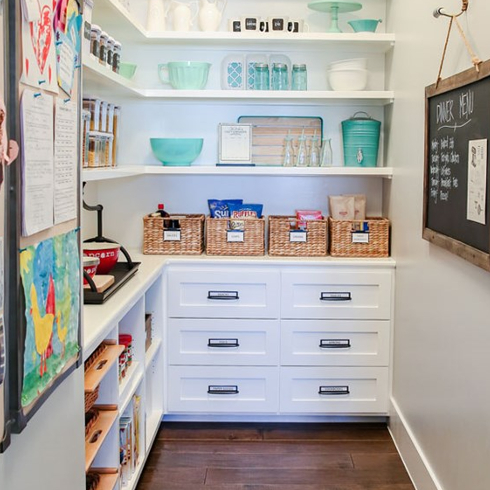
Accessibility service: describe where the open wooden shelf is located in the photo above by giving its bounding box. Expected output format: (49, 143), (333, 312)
(85, 344), (125, 393)
(85, 407), (119, 472)
(86, 468), (119, 490)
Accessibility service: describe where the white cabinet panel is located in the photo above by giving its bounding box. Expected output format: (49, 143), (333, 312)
(167, 366), (280, 413)
(168, 318), (280, 366)
(281, 320), (390, 367)
(280, 366), (389, 414)
(281, 270), (393, 320)
(168, 269), (280, 318)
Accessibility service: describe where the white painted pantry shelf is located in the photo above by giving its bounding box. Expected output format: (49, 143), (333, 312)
(83, 57), (395, 105)
(82, 165), (394, 182)
(93, 0), (395, 52)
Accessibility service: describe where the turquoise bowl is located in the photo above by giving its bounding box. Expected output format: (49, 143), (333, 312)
(150, 138), (203, 166)
(348, 19), (382, 33)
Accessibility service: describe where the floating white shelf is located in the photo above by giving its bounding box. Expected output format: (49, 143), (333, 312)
(83, 59), (394, 104)
(93, 0), (395, 52)
(83, 165), (394, 182)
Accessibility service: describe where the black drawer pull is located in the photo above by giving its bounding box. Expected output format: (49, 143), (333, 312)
(320, 292), (352, 302)
(208, 338), (240, 348)
(208, 290), (239, 300)
(207, 385), (239, 395)
(319, 386), (350, 395)
(319, 339), (351, 349)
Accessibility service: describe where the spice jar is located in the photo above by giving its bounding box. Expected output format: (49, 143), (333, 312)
(254, 63), (270, 90)
(292, 64), (307, 91)
(90, 24), (101, 59)
(272, 63), (289, 90)
(106, 36), (115, 70)
(99, 31), (108, 65)
(112, 41), (121, 73)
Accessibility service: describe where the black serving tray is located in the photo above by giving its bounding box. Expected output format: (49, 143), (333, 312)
(83, 261), (141, 305)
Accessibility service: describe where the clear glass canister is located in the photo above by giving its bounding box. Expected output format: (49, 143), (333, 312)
(99, 31), (108, 65)
(292, 64), (307, 91)
(106, 37), (115, 70)
(272, 63), (289, 90)
(112, 41), (121, 73)
(112, 106), (121, 166)
(90, 24), (101, 59)
(254, 63), (270, 90)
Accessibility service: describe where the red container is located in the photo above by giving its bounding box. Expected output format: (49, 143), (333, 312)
(83, 256), (99, 285)
(83, 242), (121, 274)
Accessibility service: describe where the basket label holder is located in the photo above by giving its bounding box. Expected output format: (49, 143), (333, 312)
(164, 229), (181, 241)
(289, 230), (308, 242)
(227, 230), (244, 242)
(351, 221), (370, 244)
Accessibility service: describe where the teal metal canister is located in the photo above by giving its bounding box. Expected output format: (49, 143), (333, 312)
(341, 112), (381, 167)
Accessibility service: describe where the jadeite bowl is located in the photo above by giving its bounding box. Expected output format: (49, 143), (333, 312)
(119, 62), (137, 79)
(348, 19), (382, 33)
(150, 138), (204, 166)
(158, 62), (211, 89)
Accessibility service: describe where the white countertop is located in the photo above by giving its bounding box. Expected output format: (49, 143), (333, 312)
(82, 252), (396, 360)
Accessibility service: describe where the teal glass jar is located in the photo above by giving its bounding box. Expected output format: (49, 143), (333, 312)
(272, 63), (289, 90)
(254, 63), (270, 90)
(291, 64), (307, 91)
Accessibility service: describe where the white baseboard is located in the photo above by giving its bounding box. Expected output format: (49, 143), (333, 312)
(388, 397), (444, 490)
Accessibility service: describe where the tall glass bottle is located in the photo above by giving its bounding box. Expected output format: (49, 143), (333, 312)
(283, 133), (294, 166)
(309, 133), (320, 167)
(320, 138), (333, 167)
(296, 133), (308, 166)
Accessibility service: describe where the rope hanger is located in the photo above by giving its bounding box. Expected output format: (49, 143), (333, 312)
(434, 0), (481, 87)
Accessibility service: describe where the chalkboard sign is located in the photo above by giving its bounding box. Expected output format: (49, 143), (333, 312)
(424, 60), (490, 272)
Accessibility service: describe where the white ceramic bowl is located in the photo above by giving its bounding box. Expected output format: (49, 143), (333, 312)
(328, 58), (367, 71)
(328, 68), (368, 91)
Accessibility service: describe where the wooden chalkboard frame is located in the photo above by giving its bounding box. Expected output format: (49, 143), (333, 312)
(424, 59), (490, 272)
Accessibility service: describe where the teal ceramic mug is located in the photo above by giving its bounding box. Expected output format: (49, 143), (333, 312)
(158, 61), (211, 89)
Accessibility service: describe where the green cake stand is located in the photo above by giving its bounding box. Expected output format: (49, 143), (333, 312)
(308, 1), (363, 33)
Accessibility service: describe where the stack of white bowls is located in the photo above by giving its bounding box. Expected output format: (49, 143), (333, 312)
(327, 58), (368, 91)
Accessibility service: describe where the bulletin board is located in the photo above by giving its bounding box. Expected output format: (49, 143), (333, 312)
(4, 0), (83, 437)
(423, 59), (490, 272)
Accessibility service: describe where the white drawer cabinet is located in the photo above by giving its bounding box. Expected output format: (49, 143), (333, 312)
(281, 270), (393, 320)
(167, 366), (280, 413)
(280, 366), (389, 414)
(167, 269), (280, 319)
(168, 318), (280, 366)
(281, 320), (390, 367)
(165, 262), (394, 419)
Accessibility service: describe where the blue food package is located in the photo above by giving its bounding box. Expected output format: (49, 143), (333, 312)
(228, 203), (263, 219)
(208, 199), (243, 218)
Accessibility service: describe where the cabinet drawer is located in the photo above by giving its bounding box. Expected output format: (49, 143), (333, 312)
(167, 366), (279, 413)
(168, 318), (280, 366)
(167, 269), (280, 318)
(280, 366), (389, 414)
(281, 320), (390, 367)
(281, 270), (393, 319)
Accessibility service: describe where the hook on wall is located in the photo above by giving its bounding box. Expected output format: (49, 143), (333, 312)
(433, 0), (469, 19)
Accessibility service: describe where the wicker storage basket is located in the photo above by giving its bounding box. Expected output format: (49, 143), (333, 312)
(143, 214), (204, 255)
(84, 385), (100, 413)
(268, 216), (328, 257)
(329, 217), (390, 257)
(205, 216), (265, 256)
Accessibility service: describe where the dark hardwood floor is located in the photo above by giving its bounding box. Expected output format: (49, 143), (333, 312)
(137, 422), (415, 490)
